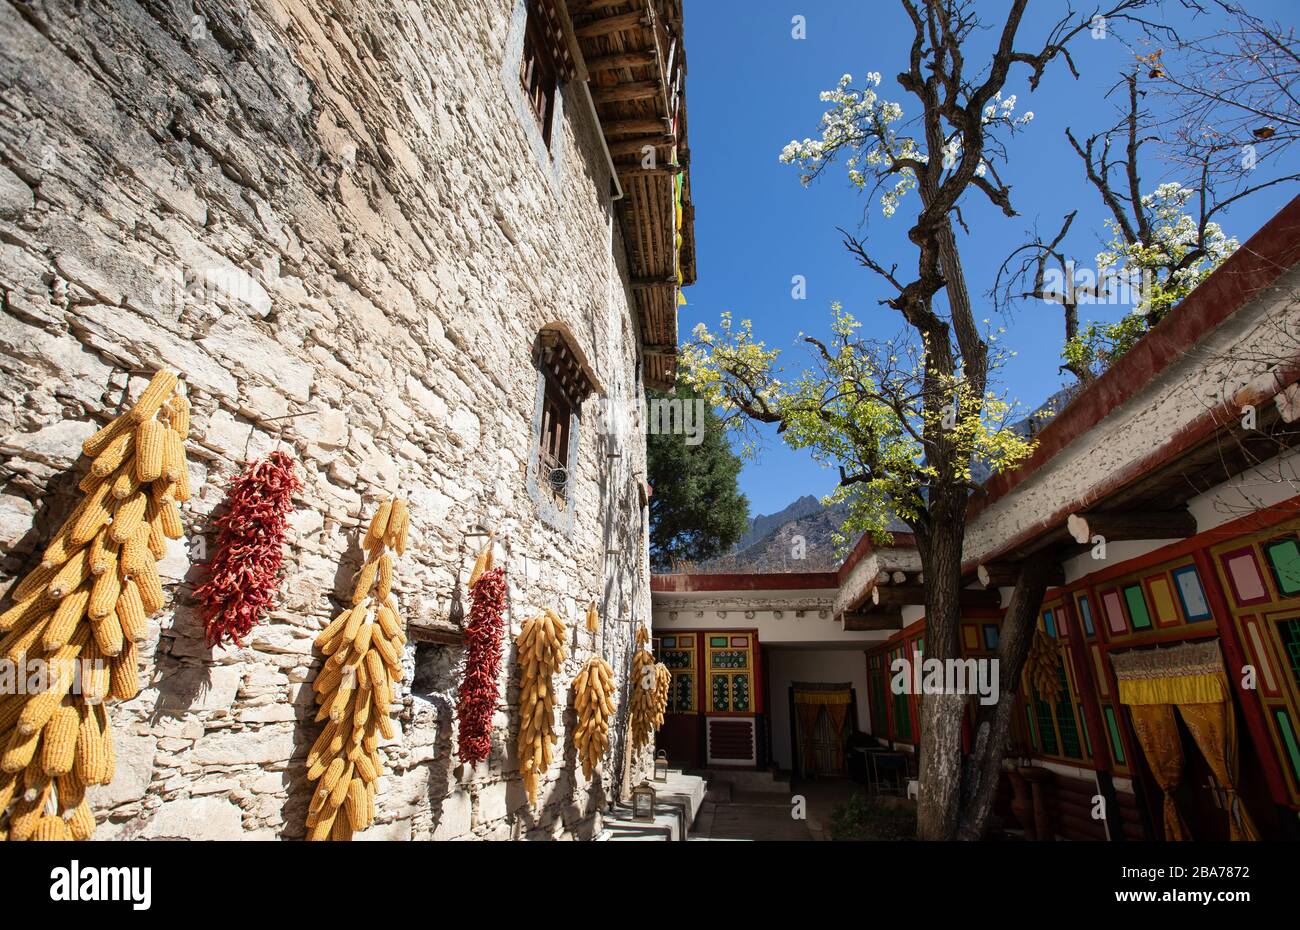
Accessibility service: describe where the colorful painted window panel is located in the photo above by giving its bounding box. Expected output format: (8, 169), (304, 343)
(1171, 565), (1212, 621)
(983, 624), (1000, 651)
(729, 636), (749, 647)
(1146, 576), (1179, 626)
(1103, 705), (1126, 765)
(1278, 618), (1300, 692)
(1077, 595), (1095, 637)
(1033, 696), (1059, 755)
(660, 649), (693, 671)
(1246, 617), (1279, 696)
(670, 673), (694, 713)
(962, 626), (979, 652)
(660, 636), (676, 648)
(1224, 548), (1269, 605)
(1264, 538), (1300, 597)
(1091, 645), (1109, 697)
(893, 686), (913, 742)
(711, 674), (729, 711)
(1042, 609), (1057, 638)
(1078, 703), (1092, 758)
(1123, 584), (1152, 630)
(1273, 709), (1300, 789)
(731, 674), (750, 711)
(709, 636), (728, 648)
(1024, 703), (1039, 751)
(1102, 589), (1128, 634)
(710, 650), (747, 669)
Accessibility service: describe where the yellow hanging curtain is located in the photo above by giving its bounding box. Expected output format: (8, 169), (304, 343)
(1111, 640), (1230, 706)
(1128, 703), (1191, 841)
(793, 690), (852, 706)
(1178, 701), (1261, 841)
(1111, 640), (1260, 842)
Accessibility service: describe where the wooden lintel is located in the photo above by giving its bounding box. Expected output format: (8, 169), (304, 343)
(592, 81), (662, 104)
(642, 343), (677, 355)
(587, 50), (658, 72)
(408, 626), (465, 647)
(576, 11), (647, 39)
(977, 561), (1065, 588)
(1066, 509), (1196, 545)
(842, 610), (903, 632)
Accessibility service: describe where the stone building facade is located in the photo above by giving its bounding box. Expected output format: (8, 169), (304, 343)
(0, 0), (692, 840)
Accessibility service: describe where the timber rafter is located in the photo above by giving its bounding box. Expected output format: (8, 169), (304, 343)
(565, 0), (696, 389)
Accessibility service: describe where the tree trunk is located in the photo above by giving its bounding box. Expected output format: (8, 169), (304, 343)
(956, 552), (1058, 839)
(913, 508), (967, 840)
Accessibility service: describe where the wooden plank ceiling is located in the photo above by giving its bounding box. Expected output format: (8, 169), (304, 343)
(566, 0), (696, 390)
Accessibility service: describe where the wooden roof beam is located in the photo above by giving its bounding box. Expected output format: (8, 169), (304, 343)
(1066, 509), (1196, 545)
(602, 118), (672, 136)
(842, 610), (904, 632)
(606, 134), (676, 158)
(576, 10), (648, 38)
(871, 586), (1002, 610)
(587, 50), (658, 72)
(977, 561), (1065, 589)
(592, 81), (661, 104)
(631, 276), (677, 289)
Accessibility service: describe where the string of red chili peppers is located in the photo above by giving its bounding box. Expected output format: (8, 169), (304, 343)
(195, 450), (301, 648)
(457, 563), (508, 765)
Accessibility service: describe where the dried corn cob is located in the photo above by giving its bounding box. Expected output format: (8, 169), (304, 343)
(572, 657), (616, 779)
(0, 370), (187, 841)
(629, 625), (659, 751)
(515, 609), (566, 806)
(304, 497), (409, 841)
(134, 419), (166, 484)
(128, 370), (179, 424)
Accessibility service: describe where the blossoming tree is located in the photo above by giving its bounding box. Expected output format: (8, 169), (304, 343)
(681, 0), (1145, 840)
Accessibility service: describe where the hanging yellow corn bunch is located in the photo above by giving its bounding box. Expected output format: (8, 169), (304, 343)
(305, 496), (409, 841)
(585, 601), (599, 634)
(467, 532), (494, 588)
(571, 657), (615, 779)
(0, 369), (187, 841)
(651, 662), (670, 729)
(628, 625), (658, 751)
(1022, 627), (1064, 706)
(515, 607), (565, 806)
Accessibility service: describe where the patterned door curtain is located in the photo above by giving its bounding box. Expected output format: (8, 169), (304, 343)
(1111, 640), (1260, 841)
(793, 683), (853, 777)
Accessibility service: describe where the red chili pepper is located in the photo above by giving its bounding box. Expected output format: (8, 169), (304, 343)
(456, 566), (507, 765)
(194, 451), (301, 648)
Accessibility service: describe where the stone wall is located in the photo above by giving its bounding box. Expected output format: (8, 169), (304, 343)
(0, 0), (655, 839)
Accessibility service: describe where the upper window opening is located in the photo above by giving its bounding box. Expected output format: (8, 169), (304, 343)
(519, 0), (562, 147)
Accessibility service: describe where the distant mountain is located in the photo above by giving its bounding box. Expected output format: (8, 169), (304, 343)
(697, 495), (851, 573)
(689, 386), (1079, 574)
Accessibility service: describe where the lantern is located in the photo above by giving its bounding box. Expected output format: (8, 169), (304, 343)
(653, 750), (670, 782)
(632, 782), (656, 822)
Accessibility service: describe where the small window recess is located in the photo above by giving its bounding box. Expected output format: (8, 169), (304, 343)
(528, 325), (602, 533)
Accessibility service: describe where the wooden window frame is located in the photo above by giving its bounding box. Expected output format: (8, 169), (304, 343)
(519, 0), (560, 147)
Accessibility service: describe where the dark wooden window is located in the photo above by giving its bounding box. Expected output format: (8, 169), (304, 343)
(519, 0), (559, 147)
(539, 372), (572, 469)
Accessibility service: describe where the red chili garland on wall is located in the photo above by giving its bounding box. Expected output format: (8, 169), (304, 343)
(195, 451), (301, 648)
(457, 565), (508, 765)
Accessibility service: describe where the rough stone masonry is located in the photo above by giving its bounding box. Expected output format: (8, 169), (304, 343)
(0, 0), (656, 839)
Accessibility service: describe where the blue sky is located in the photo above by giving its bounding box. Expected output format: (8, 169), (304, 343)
(680, 0), (1297, 518)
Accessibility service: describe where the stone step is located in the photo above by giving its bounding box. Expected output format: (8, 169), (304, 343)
(595, 769), (708, 841)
